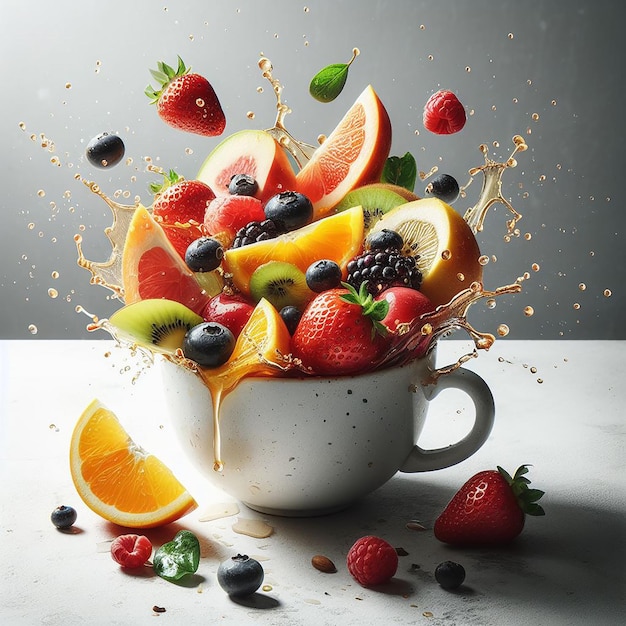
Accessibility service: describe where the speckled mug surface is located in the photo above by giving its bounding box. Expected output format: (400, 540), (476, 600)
(160, 349), (495, 516)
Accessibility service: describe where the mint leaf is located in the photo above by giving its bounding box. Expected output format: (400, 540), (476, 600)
(309, 49), (359, 103)
(153, 530), (200, 582)
(382, 153), (417, 192)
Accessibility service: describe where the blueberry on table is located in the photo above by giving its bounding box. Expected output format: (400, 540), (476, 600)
(183, 322), (235, 368)
(86, 132), (125, 168)
(51, 505), (77, 529)
(217, 554), (264, 597)
(434, 560), (466, 590)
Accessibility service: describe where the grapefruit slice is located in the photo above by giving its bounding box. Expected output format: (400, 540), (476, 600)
(121, 205), (213, 314)
(223, 205), (364, 296)
(296, 85), (392, 219)
(369, 198), (483, 306)
(70, 399), (197, 528)
(197, 129), (297, 203)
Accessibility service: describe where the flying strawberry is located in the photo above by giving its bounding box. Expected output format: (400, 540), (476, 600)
(434, 465), (545, 546)
(146, 56), (226, 137)
(291, 282), (389, 376)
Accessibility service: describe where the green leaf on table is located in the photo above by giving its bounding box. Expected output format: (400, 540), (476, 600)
(381, 153), (417, 192)
(153, 530), (200, 582)
(309, 48), (360, 103)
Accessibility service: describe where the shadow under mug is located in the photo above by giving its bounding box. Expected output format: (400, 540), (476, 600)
(160, 348), (495, 516)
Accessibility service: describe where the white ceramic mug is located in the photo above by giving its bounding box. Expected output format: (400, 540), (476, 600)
(160, 348), (495, 516)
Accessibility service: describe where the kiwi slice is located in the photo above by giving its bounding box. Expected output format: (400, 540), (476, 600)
(249, 261), (313, 311)
(108, 299), (203, 354)
(334, 183), (413, 231)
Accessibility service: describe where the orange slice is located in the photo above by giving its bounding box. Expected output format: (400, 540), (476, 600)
(223, 205), (364, 296)
(195, 298), (292, 470)
(369, 197), (483, 306)
(296, 85), (392, 219)
(70, 399), (197, 528)
(121, 205), (219, 314)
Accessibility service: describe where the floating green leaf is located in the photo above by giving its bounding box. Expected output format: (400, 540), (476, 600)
(381, 153), (417, 193)
(309, 48), (360, 103)
(153, 530), (200, 582)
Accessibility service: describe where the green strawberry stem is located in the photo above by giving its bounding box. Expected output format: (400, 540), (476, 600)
(498, 464), (545, 516)
(149, 169), (182, 196)
(340, 281), (389, 338)
(145, 56), (190, 104)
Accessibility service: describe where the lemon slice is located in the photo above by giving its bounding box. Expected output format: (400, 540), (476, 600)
(370, 198), (483, 306)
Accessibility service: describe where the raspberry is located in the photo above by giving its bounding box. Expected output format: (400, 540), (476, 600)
(423, 89), (466, 135)
(346, 536), (398, 586)
(111, 534), (153, 569)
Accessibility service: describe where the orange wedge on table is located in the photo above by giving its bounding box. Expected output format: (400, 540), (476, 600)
(369, 197), (483, 306)
(224, 205), (364, 296)
(296, 85), (392, 219)
(121, 205), (221, 315)
(70, 399), (197, 528)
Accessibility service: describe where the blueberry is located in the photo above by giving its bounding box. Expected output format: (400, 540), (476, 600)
(185, 237), (224, 273)
(183, 322), (235, 368)
(51, 505), (77, 529)
(425, 173), (460, 204)
(264, 191), (313, 231)
(305, 259), (342, 292)
(229, 174), (259, 197)
(279, 305), (302, 335)
(434, 561), (466, 590)
(366, 229), (404, 251)
(86, 132), (125, 169)
(217, 554), (264, 597)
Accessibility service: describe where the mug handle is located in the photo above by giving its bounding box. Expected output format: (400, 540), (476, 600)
(399, 367), (495, 473)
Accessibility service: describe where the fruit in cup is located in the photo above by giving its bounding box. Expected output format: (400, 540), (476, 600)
(121, 205), (215, 314)
(296, 85), (392, 219)
(369, 197), (482, 307)
(197, 129), (298, 202)
(263, 190), (314, 231)
(223, 205), (364, 298)
(86, 132), (125, 169)
(434, 465), (545, 546)
(203, 194), (266, 241)
(201, 292), (254, 338)
(376, 287), (434, 333)
(184, 236), (224, 273)
(152, 170), (215, 227)
(228, 173), (258, 196)
(146, 56), (226, 137)
(108, 298), (203, 354)
(183, 321), (236, 367)
(249, 261), (313, 310)
(305, 259), (343, 293)
(70, 399), (197, 528)
(291, 282), (389, 376)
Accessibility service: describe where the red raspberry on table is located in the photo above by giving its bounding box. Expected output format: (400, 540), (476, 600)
(346, 536), (398, 586)
(110, 534), (153, 569)
(423, 89), (466, 135)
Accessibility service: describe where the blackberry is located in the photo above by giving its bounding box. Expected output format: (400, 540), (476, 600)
(231, 219), (282, 248)
(346, 247), (422, 295)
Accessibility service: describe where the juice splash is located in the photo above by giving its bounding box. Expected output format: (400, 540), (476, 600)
(74, 57), (528, 471)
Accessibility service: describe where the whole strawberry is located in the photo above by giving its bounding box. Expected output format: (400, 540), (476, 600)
(152, 170), (216, 225)
(434, 465), (545, 546)
(291, 282), (389, 376)
(423, 89), (466, 135)
(146, 56), (226, 137)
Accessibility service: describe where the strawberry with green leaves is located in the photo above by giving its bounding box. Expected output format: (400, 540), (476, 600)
(434, 465), (545, 546)
(146, 56), (226, 137)
(291, 282), (389, 376)
(151, 170), (215, 259)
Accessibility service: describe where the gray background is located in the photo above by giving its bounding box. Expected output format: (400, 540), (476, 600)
(1, 0), (624, 340)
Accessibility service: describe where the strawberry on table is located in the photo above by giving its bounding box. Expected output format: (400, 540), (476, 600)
(291, 282), (390, 376)
(434, 465), (545, 546)
(146, 56), (226, 137)
(423, 89), (466, 135)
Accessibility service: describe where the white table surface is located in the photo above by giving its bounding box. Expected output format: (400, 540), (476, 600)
(1, 339), (624, 625)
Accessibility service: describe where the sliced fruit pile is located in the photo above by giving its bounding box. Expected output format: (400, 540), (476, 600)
(107, 60), (483, 380)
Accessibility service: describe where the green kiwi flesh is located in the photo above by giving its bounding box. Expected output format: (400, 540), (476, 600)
(249, 261), (313, 311)
(334, 184), (409, 231)
(108, 299), (203, 353)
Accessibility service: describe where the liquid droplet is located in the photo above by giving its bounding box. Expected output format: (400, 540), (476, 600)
(28, 324), (38, 335)
(604, 289), (612, 297)
(524, 306), (534, 317)
(497, 324), (510, 337)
